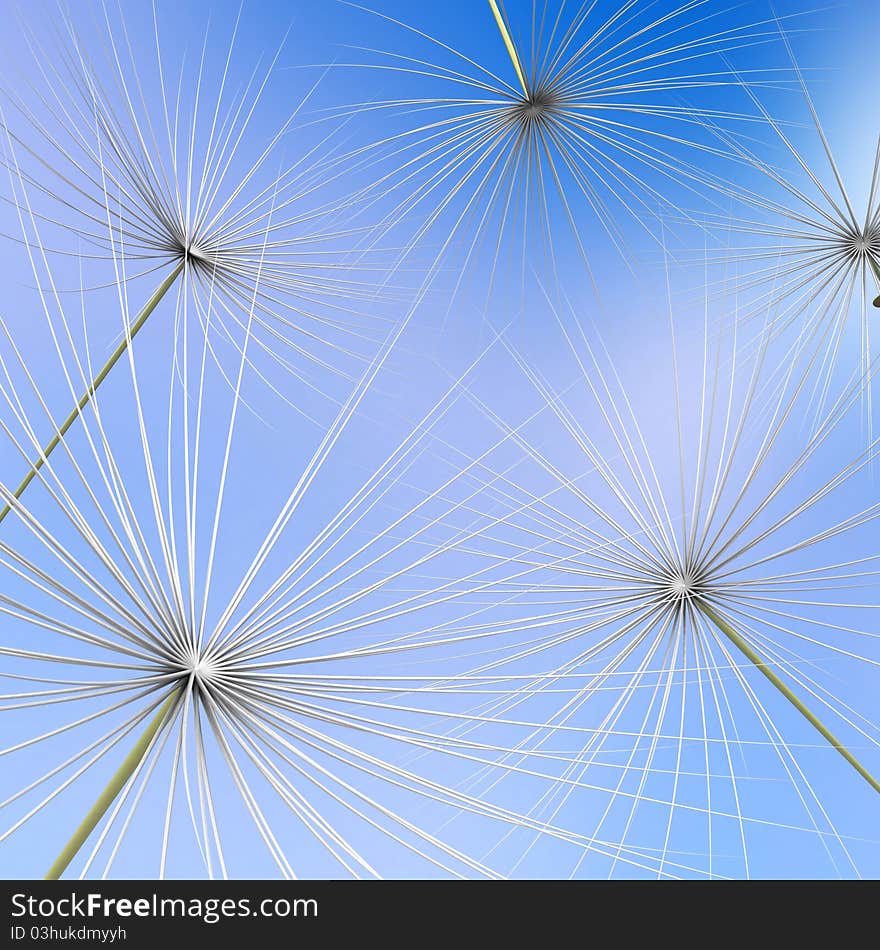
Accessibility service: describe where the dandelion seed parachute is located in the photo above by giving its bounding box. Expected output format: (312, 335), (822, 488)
(0, 0), (398, 519)
(699, 27), (880, 421)
(336, 0), (792, 302)
(429, 283), (880, 877)
(0, 293), (460, 875)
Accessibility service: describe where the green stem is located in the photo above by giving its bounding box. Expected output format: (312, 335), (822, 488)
(869, 254), (880, 309)
(0, 261), (184, 526)
(488, 0), (528, 98)
(45, 690), (180, 880)
(697, 599), (880, 795)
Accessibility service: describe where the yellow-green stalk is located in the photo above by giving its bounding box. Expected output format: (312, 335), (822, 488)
(869, 254), (880, 308)
(45, 690), (180, 880)
(697, 599), (880, 795)
(0, 261), (184, 526)
(488, 0), (528, 98)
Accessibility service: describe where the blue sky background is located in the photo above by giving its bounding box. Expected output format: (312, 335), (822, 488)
(0, 0), (878, 880)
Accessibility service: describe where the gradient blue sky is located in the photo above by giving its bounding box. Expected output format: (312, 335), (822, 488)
(0, 0), (878, 880)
